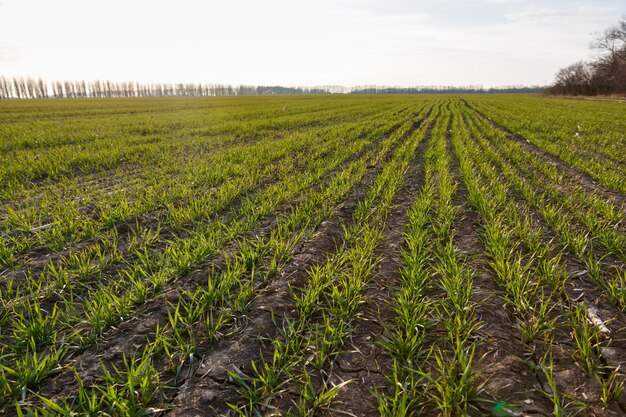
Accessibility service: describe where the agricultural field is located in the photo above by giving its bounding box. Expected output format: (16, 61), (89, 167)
(0, 94), (625, 417)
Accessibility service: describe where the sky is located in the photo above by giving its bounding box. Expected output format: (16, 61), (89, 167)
(0, 0), (623, 87)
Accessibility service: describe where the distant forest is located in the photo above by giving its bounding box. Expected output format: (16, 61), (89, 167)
(351, 86), (544, 94)
(548, 17), (626, 96)
(0, 78), (546, 99)
(0, 79), (332, 99)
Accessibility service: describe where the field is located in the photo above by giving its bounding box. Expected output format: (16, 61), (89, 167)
(0, 95), (625, 417)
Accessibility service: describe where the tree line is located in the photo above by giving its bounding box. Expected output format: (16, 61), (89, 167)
(0, 77), (551, 100)
(549, 17), (626, 96)
(0, 78), (332, 99)
(351, 86), (544, 94)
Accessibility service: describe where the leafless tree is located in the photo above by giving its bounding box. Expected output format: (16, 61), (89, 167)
(550, 17), (626, 95)
(589, 17), (626, 93)
(552, 61), (592, 95)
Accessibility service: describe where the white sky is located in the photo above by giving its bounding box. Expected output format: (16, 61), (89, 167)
(0, 0), (623, 87)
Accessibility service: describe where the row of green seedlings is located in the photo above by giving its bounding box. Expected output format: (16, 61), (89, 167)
(378, 110), (484, 417)
(0, 121), (372, 342)
(462, 101), (624, 228)
(13, 105), (434, 416)
(460, 106), (626, 311)
(1, 101), (414, 298)
(0, 104), (418, 337)
(467, 98), (626, 193)
(0, 96), (385, 198)
(227, 106), (439, 417)
(0, 109), (410, 408)
(451, 106), (624, 413)
(460, 106), (626, 410)
(0, 103), (415, 316)
(5, 105), (426, 412)
(461, 104), (625, 261)
(0, 102), (413, 268)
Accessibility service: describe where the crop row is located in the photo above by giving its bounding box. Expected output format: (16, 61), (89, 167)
(468, 96), (626, 193)
(451, 101), (625, 415)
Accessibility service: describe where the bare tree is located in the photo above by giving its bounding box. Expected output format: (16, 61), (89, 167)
(550, 17), (626, 95)
(590, 17), (626, 93)
(0, 76), (12, 98)
(551, 61), (592, 95)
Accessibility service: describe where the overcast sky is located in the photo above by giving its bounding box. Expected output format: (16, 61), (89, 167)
(0, 0), (623, 87)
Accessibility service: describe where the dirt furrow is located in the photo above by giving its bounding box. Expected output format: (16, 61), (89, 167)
(321, 115), (434, 417)
(455, 108), (626, 415)
(446, 118), (554, 415)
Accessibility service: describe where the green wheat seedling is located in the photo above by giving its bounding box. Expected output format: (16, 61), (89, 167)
(376, 361), (426, 417)
(10, 300), (62, 352)
(0, 238), (17, 269)
(93, 350), (161, 417)
(569, 303), (604, 376)
(534, 252), (568, 301)
(384, 293), (431, 364)
(417, 340), (484, 417)
(604, 270), (626, 310)
(532, 352), (586, 417)
(435, 251), (478, 342)
(515, 290), (558, 344)
(0, 345), (66, 403)
(294, 368), (351, 417)
(597, 366), (625, 408)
